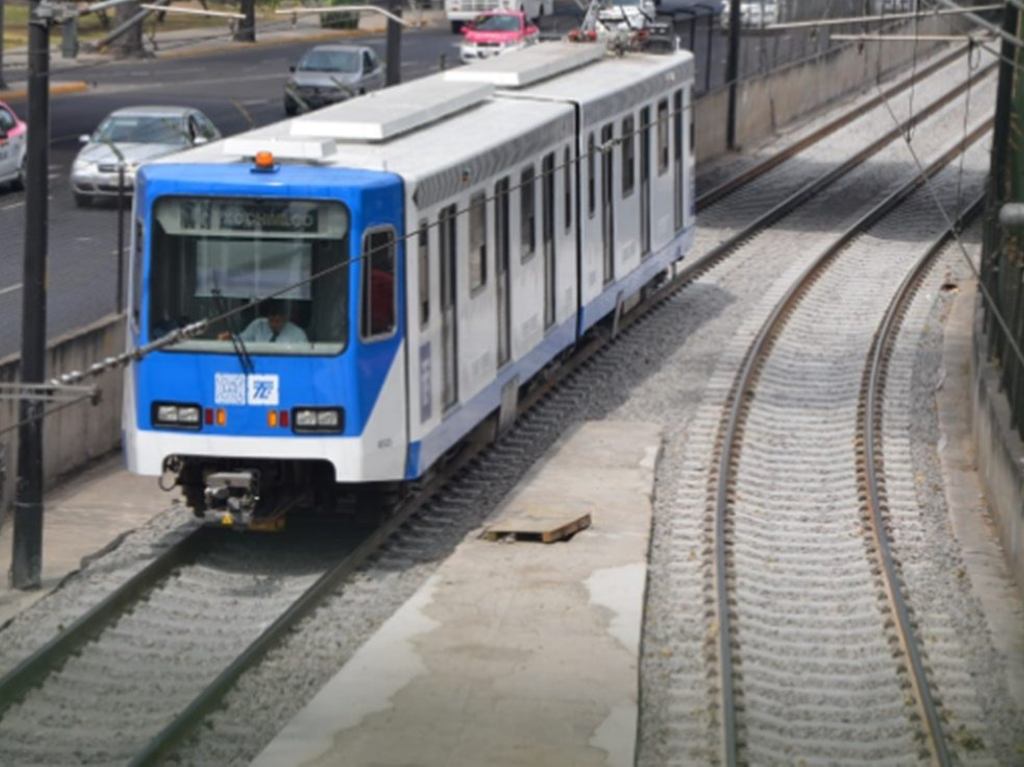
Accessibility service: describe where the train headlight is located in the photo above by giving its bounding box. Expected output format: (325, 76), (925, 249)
(153, 402), (202, 429)
(292, 407), (343, 433)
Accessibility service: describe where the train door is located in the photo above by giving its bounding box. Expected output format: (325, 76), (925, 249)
(640, 106), (651, 257)
(542, 152), (556, 329)
(439, 203), (458, 410)
(673, 89), (684, 232)
(495, 176), (511, 365)
(601, 123), (614, 285)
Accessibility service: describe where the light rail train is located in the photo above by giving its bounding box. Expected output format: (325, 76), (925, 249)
(123, 41), (697, 527)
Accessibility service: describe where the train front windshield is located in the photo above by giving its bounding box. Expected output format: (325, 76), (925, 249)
(149, 197), (349, 354)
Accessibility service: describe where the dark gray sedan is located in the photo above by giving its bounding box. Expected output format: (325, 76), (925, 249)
(284, 45), (385, 116)
(71, 106), (220, 207)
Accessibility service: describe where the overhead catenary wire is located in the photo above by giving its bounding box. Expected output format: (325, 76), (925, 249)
(871, 65), (1024, 374)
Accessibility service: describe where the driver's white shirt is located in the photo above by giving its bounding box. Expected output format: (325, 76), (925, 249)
(238, 318), (308, 344)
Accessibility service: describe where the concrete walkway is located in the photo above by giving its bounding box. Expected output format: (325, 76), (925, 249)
(0, 455), (169, 626)
(253, 420), (663, 767)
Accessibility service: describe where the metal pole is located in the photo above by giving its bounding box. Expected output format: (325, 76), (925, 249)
(705, 10), (713, 91)
(726, 0), (741, 148)
(386, 0), (402, 86)
(116, 165), (125, 314)
(0, 0), (7, 91)
(12, 0), (51, 590)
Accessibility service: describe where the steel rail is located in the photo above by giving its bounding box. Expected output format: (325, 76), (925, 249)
(709, 121), (991, 766)
(688, 60), (994, 286)
(0, 525), (216, 718)
(857, 192), (986, 767)
(695, 44), (986, 211)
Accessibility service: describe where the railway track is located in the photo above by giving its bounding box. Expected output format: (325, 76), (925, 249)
(0, 47), (998, 766)
(706, 124), (989, 764)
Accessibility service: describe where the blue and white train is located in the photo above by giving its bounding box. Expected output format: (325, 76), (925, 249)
(123, 41), (696, 526)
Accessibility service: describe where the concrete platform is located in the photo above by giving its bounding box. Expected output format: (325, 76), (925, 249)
(253, 420), (663, 767)
(0, 455), (170, 626)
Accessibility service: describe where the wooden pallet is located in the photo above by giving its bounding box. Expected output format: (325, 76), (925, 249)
(482, 508), (591, 544)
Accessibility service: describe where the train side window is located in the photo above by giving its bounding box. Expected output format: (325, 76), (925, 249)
(418, 220), (429, 328)
(622, 115), (635, 197)
(587, 133), (596, 219)
(657, 99), (670, 176)
(674, 89), (684, 231)
(132, 218), (143, 331)
(520, 164), (536, 261)
(563, 147), (571, 232)
(361, 227), (396, 339)
(469, 191), (487, 292)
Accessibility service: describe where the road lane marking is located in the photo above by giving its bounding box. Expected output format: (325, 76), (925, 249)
(1, 201), (24, 211)
(0, 283), (23, 297)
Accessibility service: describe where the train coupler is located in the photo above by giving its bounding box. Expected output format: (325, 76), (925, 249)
(203, 470), (263, 530)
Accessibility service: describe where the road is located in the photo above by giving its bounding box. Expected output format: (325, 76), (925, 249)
(0, 10), (823, 358)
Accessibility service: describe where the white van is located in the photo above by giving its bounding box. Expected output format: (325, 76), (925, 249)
(445, 0), (552, 33)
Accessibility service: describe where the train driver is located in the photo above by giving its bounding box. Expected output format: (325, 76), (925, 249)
(220, 299), (308, 344)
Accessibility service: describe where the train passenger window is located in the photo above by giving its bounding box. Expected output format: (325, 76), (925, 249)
(361, 227), (396, 339)
(622, 115), (635, 197)
(418, 221), (429, 328)
(587, 133), (596, 219)
(657, 100), (670, 176)
(469, 192), (487, 292)
(563, 147), (571, 232)
(520, 165), (536, 261)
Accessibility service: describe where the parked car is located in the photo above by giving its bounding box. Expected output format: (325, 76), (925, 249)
(459, 11), (539, 63)
(0, 100), (27, 191)
(71, 106), (220, 207)
(721, 0), (777, 29)
(284, 45), (384, 116)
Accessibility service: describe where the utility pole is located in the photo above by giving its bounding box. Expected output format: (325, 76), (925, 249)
(12, 0), (52, 590)
(0, 0), (7, 91)
(234, 0), (254, 42)
(385, 0), (402, 86)
(725, 0), (741, 149)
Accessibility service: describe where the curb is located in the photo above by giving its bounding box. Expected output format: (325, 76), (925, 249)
(0, 80), (91, 102)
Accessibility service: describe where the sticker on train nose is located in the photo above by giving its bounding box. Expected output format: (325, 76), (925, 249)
(215, 373), (246, 405)
(247, 374), (280, 406)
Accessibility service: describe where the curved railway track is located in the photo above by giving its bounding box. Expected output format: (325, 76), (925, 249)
(0, 48), (996, 765)
(707, 124), (989, 765)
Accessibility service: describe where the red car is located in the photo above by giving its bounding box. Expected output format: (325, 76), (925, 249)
(459, 11), (540, 63)
(0, 100), (27, 191)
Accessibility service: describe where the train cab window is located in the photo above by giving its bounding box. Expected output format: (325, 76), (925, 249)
(587, 133), (596, 219)
(131, 218), (143, 331)
(361, 227), (396, 339)
(563, 147), (571, 232)
(622, 115), (635, 197)
(469, 192), (487, 292)
(657, 99), (670, 176)
(520, 165), (536, 261)
(149, 197), (348, 354)
(418, 221), (429, 328)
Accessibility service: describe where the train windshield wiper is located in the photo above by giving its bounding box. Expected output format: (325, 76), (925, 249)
(212, 289), (254, 374)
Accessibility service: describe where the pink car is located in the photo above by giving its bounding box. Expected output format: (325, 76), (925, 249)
(0, 100), (27, 191)
(459, 11), (540, 63)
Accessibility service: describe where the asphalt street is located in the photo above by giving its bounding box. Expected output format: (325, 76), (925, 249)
(0, 11), (826, 358)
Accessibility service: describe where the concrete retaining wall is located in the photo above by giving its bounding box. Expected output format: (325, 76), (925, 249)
(696, 15), (965, 161)
(971, 304), (1024, 593)
(0, 315), (126, 523)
